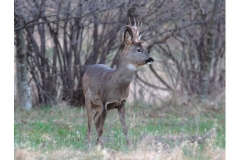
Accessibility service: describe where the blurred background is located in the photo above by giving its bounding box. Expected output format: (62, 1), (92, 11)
(14, 0), (225, 109)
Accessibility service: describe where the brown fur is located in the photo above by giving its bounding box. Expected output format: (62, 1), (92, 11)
(82, 18), (153, 147)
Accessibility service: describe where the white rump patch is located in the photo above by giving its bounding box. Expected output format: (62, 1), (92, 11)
(127, 64), (137, 71)
(147, 62), (152, 65)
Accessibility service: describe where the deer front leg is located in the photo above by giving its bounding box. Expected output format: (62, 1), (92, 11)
(118, 101), (129, 145)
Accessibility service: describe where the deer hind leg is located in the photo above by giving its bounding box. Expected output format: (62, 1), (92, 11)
(95, 105), (107, 146)
(85, 99), (93, 147)
(118, 100), (129, 145)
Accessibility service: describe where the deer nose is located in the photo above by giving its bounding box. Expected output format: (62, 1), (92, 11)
(145, 57), (154, 64)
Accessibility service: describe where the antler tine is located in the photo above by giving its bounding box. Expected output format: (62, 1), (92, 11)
(139, 22), (142, 29)
(139, 34), (142, 40)
(133, 17), (137, 27)
(136, 21), (142, 31)
(128, 17), (131, 26)
(125, 17), (143, 43)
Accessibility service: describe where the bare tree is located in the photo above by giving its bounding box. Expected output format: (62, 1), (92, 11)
(14, 0), (225, 107)
(15, 0), (32, 109)
(200, 0), (222, 100)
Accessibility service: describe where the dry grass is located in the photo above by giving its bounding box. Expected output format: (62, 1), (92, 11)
(15, 138), (225, 160)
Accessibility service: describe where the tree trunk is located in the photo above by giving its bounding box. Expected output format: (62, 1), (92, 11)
(85, 15), (99, 66)
(15, 16), (32, 109)
(200, 0), (221, 101)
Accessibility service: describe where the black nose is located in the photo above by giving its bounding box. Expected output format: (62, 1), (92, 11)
(145, 57), (154, 64)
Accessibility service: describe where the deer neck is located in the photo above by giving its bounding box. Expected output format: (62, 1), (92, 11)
(112, 62), (136, 89)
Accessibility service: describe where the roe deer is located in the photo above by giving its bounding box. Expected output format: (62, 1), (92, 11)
(82, 18), (154, 147)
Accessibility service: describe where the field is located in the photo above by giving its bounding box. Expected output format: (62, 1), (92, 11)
(14, 98), (225, 160)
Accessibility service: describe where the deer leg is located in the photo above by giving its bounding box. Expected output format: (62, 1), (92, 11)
(96, 106), (107, 146)
(93, 105), (101, 132)
(118, 101), (129, 145)
(86, 99), (93, 147)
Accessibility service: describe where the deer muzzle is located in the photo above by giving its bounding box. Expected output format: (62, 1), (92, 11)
(145, 57), (154, 65)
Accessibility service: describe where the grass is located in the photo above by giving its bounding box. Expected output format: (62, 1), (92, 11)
(14, 99), (225, 160)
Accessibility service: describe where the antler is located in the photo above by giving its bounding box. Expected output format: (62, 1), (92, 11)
(125, 17), (143, 43)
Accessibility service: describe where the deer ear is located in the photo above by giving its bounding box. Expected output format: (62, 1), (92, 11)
(124, 29), (133, 45)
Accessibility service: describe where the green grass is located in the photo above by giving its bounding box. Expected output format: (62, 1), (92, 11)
(14, 100), (225, 159)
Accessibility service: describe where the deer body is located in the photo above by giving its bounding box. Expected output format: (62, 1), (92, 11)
(82, 19), (153, 146)
(83, 63), (136, 106)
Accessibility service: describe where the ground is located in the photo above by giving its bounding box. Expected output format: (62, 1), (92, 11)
(14, 98), (225, 160)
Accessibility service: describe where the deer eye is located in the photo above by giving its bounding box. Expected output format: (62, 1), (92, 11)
(137, 49), (142, 52)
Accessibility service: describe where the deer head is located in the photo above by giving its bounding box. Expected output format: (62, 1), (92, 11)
(119, 18), (154, 70)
